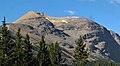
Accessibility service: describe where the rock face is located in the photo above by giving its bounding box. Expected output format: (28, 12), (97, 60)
(9, 11), (120, 64)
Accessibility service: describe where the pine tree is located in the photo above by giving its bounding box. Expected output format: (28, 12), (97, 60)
(49, 42), (62, 66)
(36, 36), (51, 66)
(13, 28), (24, 66)
(0, 17), (13, 66)
(74, 36), (88, 66)
(23, 33), (33, 66)
(0, 36), (2, 65)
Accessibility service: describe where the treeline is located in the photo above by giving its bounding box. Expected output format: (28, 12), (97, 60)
(0, 17), (119, 66)
(0, 17), (63, 66)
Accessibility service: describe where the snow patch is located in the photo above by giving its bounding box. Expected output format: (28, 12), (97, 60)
(62, 20), (68, 23)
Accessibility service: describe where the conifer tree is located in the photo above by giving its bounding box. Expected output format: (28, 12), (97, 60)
(74, 36), (88, 66)
(36, 36), (51, 66)
(23, 33), (33, 66)
(13, 28), (24, 66)
(0, 36), (2, 65)
(49, 42), (62, 66)
(0, 17), (13, 66)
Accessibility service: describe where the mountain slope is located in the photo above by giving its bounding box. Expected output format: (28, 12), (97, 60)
(9, 11), (120, 64)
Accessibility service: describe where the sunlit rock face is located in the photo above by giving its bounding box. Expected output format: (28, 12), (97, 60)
(9, 11), (120, 64)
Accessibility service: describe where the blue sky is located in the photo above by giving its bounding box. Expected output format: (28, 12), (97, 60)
(0, 0), (120, 34)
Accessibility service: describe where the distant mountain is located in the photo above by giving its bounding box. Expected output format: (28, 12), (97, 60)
(8, 11), (120, 64)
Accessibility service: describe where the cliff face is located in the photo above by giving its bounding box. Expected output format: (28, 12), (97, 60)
(9, 11), (120, 63)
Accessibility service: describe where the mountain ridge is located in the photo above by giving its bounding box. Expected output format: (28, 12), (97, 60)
(8, 11), (120, 64)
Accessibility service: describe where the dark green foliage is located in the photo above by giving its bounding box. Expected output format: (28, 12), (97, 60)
(0, 17), (14, 66)
(23, 34), (33, 66)
(49, 42), (62, 66)
(13, 28), (25, 66)
(35, 36), (51, 66)
(74, 36), (88, 66)
(0, 27), (2, 34)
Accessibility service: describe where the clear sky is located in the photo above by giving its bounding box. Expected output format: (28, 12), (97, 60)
(0, 0), (120, 34)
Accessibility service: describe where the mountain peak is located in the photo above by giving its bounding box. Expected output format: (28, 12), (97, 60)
(13, 11), (91, 24)
(13, 11), (44, 23)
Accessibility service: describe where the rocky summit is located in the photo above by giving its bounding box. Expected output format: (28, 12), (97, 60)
(8, 11), (120, 64)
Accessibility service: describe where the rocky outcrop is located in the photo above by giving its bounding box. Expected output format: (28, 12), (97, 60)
(110, 31), (120, 45)
(9, 11), (120, 64)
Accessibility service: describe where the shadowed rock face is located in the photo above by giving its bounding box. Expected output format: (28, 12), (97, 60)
(9, 11), (120, 64)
